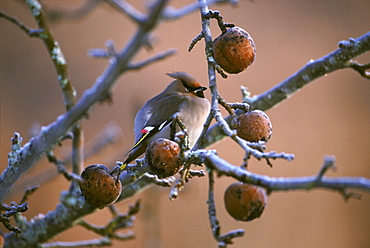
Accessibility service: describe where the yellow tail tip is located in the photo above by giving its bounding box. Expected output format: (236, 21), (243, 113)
(120, 163), (127, 171)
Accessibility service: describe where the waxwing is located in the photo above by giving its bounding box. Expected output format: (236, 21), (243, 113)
(121, 72), (210, 170)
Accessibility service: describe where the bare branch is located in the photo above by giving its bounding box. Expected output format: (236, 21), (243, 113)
(0, 0), (170, 201)
(249, 32), (370, 110)
(206, 107), (294, 163)
(4, 191), (96, 247)
(192, 2), (281, 171)
(40, 0), (238, 25)
(5, 123), (121, 201)
(190, 150), (370, 195)
(25, 0), (85, 182)
(2, 0), (369, 246)
(188, 9), (234, 78)
(201, 32), (370, 149)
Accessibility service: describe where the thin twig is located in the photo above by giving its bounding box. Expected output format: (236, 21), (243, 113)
(188, 32), (204, 52)
(75, 199), (141, 240)
(204, 10), (235, 34)
(26, 0), (76, 111)
(70, 124), (84, 190)
(106, 0), (146, 24)
(141, 174), (175, 187)
(207, 170), (244, 247)
(346, 61), (370, 79)
(42, 237), (112, 248)
(118, 173), (157, 201)
(44, 0), (102, 22)
(0, 10), (39, 37)
(0, 202), (28, 234)
(88, 40), (118, 58)
(19, 186), (39, 204)
(217, 95), (236, 116)
(127, 48), (177, 70)
(169, 163), (191, 200)
(316, 156), (336, 179)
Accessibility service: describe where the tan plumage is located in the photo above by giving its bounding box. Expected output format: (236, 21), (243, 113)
(121, 72), (210, 169)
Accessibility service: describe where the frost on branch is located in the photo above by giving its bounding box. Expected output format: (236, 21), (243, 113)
(0, 0), (369, 247)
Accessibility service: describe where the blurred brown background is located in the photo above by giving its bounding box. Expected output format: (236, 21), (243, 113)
(1, 0), (370, 247)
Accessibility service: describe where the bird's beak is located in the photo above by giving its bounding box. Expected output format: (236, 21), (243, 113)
(196, 86), (207, 92)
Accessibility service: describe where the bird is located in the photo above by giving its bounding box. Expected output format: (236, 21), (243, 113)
(120, 71), (210, 170)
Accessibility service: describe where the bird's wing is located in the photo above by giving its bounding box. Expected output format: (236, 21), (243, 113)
(134, 93), (187, 141)
(123, 94), (185, 164)
(124, 118), (173, 157)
